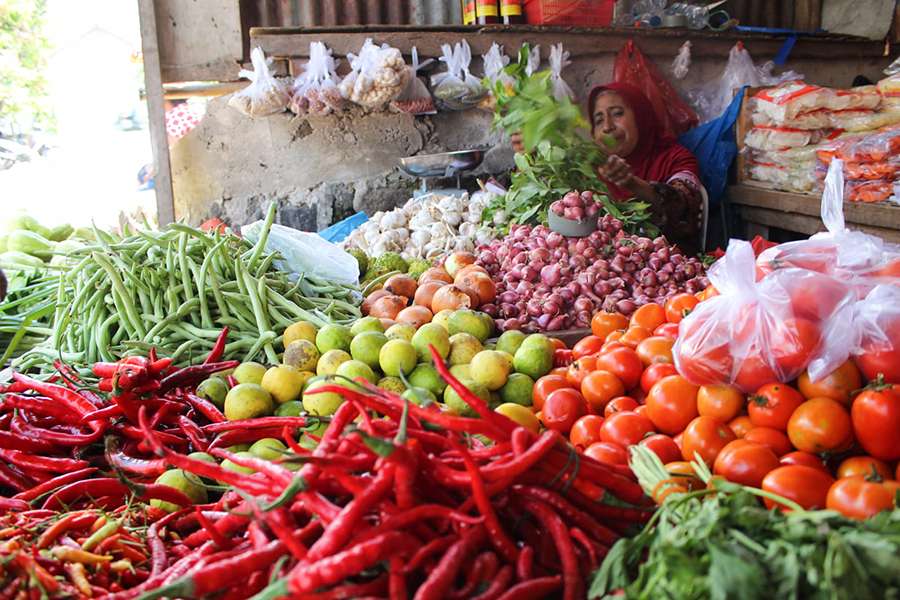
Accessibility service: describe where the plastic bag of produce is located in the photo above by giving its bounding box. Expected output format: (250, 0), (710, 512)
(826, 85), (882, 111)
(241, 221), (359, 285)
(876, 73), (900, 107)
(744, 126), (824, 151)
(228, 47), (290, 117)
(548, 43), (574, 102)
(751, 108), (831, 130)
(752, 81), (832, 123)
(829, 107), (900, 132)
(431, 40), (487, 110)
(483, 43), (514, 89)
(674, 238), (855, 391)
(391, 47), (436, 115)
(525, 43), (541, 76)
(339, 38), (408, 109)
(850, 284), (900, 383)
(289, 42), (345, 116)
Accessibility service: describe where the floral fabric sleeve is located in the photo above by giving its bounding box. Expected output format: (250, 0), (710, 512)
(646, 171), (703, 255)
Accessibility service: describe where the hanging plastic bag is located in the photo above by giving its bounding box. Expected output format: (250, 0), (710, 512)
(671, 41), (692, 80)
(690, 43), (802, 124)
(241, 221), (360, 285)
(391, 47), (436, 115)
(228, 47), (290, 118)
(483, 43), (514, 89)
(289, 42), (345, 117)
(613, 40), (698, 137)
(431, 40), (487, 111)
(673, 238), (855, 392)
(339, 38), (408, 109)
(548, 43), (574, 101)
(525, 44), (541, 76)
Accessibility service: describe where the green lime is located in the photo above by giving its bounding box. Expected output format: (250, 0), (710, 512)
(275, 401), (303, 417)
(195, 377), (228, 408)
(150, 469), (207, 512)
(232, 362), (267, 385)
(224, 383), (274, 420)
(500, 373), (534, 407)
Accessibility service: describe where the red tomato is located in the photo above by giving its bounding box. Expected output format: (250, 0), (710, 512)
(630, 303), (666, 331)
(826, 476), (895, 520)
(665, 461), (704, 491)
(787, 398), (853, 454)
(566, 356), (598, 388)
(653, 322), (680, 339)
(733, 354), (779, 393)
(532, 375), (571, 412)
(581, 370), (625, 413)
(728, 415), (754, 438)
(604, 396), (639, 418)
(697, 384), (744, 423)
(541, 389), (588, 435)
(787, 276), (849, 322)
(635, 336), (675, 366)
(744, 427), (793, 457)
(681, 416), (736, 465)
(634, 405), (649, 418)
(572, 335), (604, 359)
(553, 349), (574, 368)
(672, 313), (733, 386)
(645, 375), (699, 435)
(599, 412), (655, 447)
(797, 360), (862, 404)
(591, 312), (629, 340)
(640, 434), (682, 464)
(640, 363), (678, 394)
(595, 346), (643, 391)
(713, 440), (780, 488)
(569, 415), (605, 450)
(836, 456), (893, 480)
(762, 465), (834, 510)
(665, 293), (699, 324)
(747, 383), (805, 431)
(604, 330), (625, 344)
(200, 218), (227, 234)
(850, 385), (900, 461)
(770, 318), (821, 375)
(549, 367), (569, 378)
(584, 441), (628, 465)
(780, 451), (828, 472)
(619, 326), (652, 349)
(854, 319), (900, 383)
(549, 337), (567, 351)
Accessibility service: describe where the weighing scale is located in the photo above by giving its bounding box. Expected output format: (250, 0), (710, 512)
(399, 150), (484, 197)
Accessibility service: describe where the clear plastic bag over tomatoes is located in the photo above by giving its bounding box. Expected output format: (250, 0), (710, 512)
(755, 159), (900, 294)
(673, 239), (856, 392)
(850, 285), (900, 383)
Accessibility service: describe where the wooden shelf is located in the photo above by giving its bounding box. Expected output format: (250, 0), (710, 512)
(728, 184), (900, 243)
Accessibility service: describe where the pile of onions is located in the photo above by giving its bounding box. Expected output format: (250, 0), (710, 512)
(475, 215), (709, 332)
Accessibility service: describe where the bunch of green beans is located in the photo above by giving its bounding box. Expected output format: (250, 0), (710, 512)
(0, 272), (59, 366)
(13, 205), (361, 372)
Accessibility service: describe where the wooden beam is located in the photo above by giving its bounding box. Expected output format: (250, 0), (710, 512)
(737, 204), (900, 243)
(139, 0), (175, 226)
(250, 24), (886, 62)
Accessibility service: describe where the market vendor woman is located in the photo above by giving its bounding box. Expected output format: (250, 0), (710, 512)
(513, 82), (703, 254)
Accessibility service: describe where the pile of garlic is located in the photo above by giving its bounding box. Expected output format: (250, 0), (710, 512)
(339, 39), (409, 109)
(344, 192), (497, 259)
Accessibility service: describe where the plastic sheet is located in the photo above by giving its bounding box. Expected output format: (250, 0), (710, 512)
(228, 47), (290, 118)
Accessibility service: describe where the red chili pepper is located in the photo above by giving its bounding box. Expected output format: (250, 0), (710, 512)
(184, 393), (226, 423)
(203, 416), (312, 433)
(10, 374), (96, 416)
(177, 416), (209, 452)
(413, 526), (486, 600)
(98, 378), (114, 393)
(495, 576), (562, 600)
(570, 526), (601, 571)
(516, 545), (534, 580)
(389, 556), (407, 600)
(158, 361), (240, 393)
(288, 575), (388, 600)
(0, 497), (28, 512)
(36, 510), (96, 549)
(41, 479), (128, 511)
(207, 427), (287, 451)
(209, 448), (294, 488)
(80, 404), (123, 423)
(0, 449), (88, 474)
(514, 485), (619, 546)
(205, 328), (229, 364)
(105, 437), (168, 477)
(519, 498), (582, 600)
(354, 504), (483, 545)
(470, 564), (513, 600)
(1, 394), (85, 425)
(13, 552), (59, 594)
(448, 551), (498, 600)
(0, 429), (59, 453)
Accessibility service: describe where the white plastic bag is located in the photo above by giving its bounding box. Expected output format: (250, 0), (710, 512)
(483, 43), (514, 88)
(240, 221), (360, 285)
(228, 47), (290, 117)
(339, 38), (408, 109)
(671, 41), (691, 80)
(548, 43), (574, 101)
(673, 239), (855, 392)
(690, 43), (802, 124)
(391, 47), (436, 115)
(744, 126), (824, 151)
(290, 42), (345, 116)
(431, 40), (487, 110)
(525, 44), (541, 76)
(849, 284), (900, 383)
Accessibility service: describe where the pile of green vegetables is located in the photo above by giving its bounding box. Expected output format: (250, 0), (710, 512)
(11, 204), (361, 372)
(590, 447), (900, 600)
(482, 45), (654, 234)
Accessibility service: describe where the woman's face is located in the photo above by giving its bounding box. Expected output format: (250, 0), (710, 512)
(592, 91), (639, 157)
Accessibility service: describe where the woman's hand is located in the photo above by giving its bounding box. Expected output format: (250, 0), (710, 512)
(510, 132), (525, 154)
(597, 155), (635, 189)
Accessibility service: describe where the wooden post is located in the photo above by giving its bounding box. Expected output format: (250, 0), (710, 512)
(138, 0), (175, 225)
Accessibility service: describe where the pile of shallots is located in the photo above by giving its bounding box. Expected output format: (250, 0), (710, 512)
(476, 215), (709, 332)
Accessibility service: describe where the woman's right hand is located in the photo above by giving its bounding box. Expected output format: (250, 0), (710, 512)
(510, 132), (525, 154)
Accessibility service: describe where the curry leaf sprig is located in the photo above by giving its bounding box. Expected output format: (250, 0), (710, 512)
(482, 45), (655, 235)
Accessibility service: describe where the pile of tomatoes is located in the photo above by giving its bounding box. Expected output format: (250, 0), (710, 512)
(530, 294), (900, 521)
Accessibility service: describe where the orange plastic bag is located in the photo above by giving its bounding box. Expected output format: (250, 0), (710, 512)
(613, 40), (698, 138)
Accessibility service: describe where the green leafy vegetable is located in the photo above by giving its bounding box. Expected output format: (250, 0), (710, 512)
(482, 45), (654, 234)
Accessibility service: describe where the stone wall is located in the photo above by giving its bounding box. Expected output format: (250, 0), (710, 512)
(171, 36), (889, 229)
